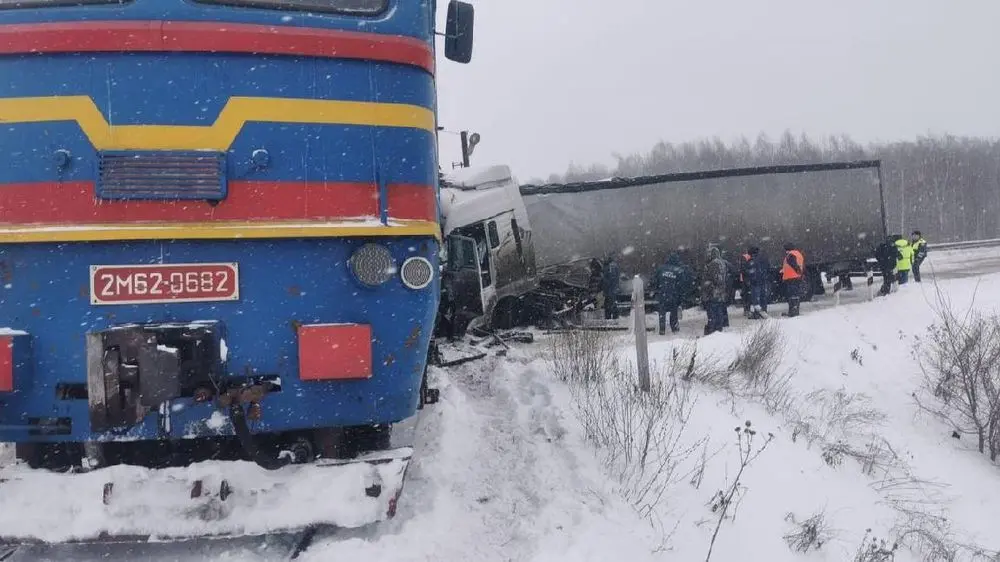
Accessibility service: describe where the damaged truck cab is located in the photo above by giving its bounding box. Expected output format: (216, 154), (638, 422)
(436, 165), (608, 338)
(438, 165), (540, 336)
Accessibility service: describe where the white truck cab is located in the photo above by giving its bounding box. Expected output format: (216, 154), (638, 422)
(439, 165), (539, 335)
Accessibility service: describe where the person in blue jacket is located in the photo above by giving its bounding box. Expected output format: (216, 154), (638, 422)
(745, 246), (771, 319)
(650, 252), (692, 335)
(602, 256), (621, 320)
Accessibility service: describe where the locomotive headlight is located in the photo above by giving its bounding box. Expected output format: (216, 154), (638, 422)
(349, 243), (397, 287)
(400, 257), (434, 290)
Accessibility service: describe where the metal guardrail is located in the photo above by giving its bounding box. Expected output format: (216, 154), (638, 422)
(932, 238), (1000, 251)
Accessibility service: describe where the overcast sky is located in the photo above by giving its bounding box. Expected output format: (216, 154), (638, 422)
(433, 0), (1000, 181)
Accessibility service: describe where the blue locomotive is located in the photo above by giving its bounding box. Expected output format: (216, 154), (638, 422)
(0, 0), (473, 489)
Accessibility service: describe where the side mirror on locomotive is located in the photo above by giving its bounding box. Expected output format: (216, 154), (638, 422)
(445, 0), (475, 63)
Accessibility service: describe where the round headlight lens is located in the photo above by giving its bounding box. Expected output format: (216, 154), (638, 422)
(400, 257), (434, 290)
(349, 243), (396, 287)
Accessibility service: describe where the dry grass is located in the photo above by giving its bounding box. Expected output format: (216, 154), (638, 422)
(547, 328), (621, 385)
(729, 321), (784, 387)
(783, 510), (836, 553)
(553, 330), (705, 520)
(791, 389), (886, 445)
(854, 530), (899, 562)
(704, 422), (774, 562)
(724, 322), (797, 416)
(571, 361), (703, 519)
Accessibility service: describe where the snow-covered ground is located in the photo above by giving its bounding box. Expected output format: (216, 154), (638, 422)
(6, 250), (1000, 561)
(295, 269), (1000, 561)
(625, 275), (1000, 560)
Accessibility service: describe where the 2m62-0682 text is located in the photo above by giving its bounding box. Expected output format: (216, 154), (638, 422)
(89, 263), (240, 305)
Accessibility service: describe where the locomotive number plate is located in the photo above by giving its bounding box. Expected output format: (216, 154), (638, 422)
(89, 263), (239, 305)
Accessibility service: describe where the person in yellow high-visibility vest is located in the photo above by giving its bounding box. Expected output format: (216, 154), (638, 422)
(895, 236), (913, 284)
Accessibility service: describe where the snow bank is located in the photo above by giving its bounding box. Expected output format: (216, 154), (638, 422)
(619, 276), (1000, 560)
(0, 452), (409, 543)
(297, 353), (659, 561)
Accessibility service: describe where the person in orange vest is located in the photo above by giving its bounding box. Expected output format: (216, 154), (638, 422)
(738, 248), (752, 317)
(781, 243), (805, 318)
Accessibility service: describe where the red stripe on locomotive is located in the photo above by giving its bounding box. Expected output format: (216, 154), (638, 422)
(0, 21), (435, 74)
(0, 181), (436, 224)
(0, 336), (11, 393)
(386, 183), (439, 221)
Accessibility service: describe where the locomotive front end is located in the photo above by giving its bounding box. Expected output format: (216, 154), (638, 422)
(0, 0), (474, 543)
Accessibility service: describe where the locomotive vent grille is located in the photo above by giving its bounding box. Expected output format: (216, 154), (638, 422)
(97, 151), (227, 201)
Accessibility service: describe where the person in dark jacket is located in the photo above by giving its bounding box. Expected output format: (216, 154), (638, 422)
(738, 249), (753, 317)
(875, 239), (897, 296)
(602, 256), (621, 320)
(745, 246), (771, 319)
(722, 256), (737, 328)
(702, 246), (729, 335)
(651, 252), (692, 335)
(910, 230), (928, 282)
(781, 243), (805, 318)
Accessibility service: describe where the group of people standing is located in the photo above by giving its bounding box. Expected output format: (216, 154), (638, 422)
(601, 231), (929, 336)
(609, 243), (808, 337)
(735, 244), (805, 321)
(875, 230), (928, 295)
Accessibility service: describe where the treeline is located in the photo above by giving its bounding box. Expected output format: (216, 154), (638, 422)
(531, 133), (1000, 243)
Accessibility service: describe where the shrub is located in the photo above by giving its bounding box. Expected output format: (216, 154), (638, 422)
(854, 529), (899, 562)
(729, 321), (784, 388)
(547, 329), (620, 385)
(916, 296), (1000, 462)
(783, 510), (835, 552)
